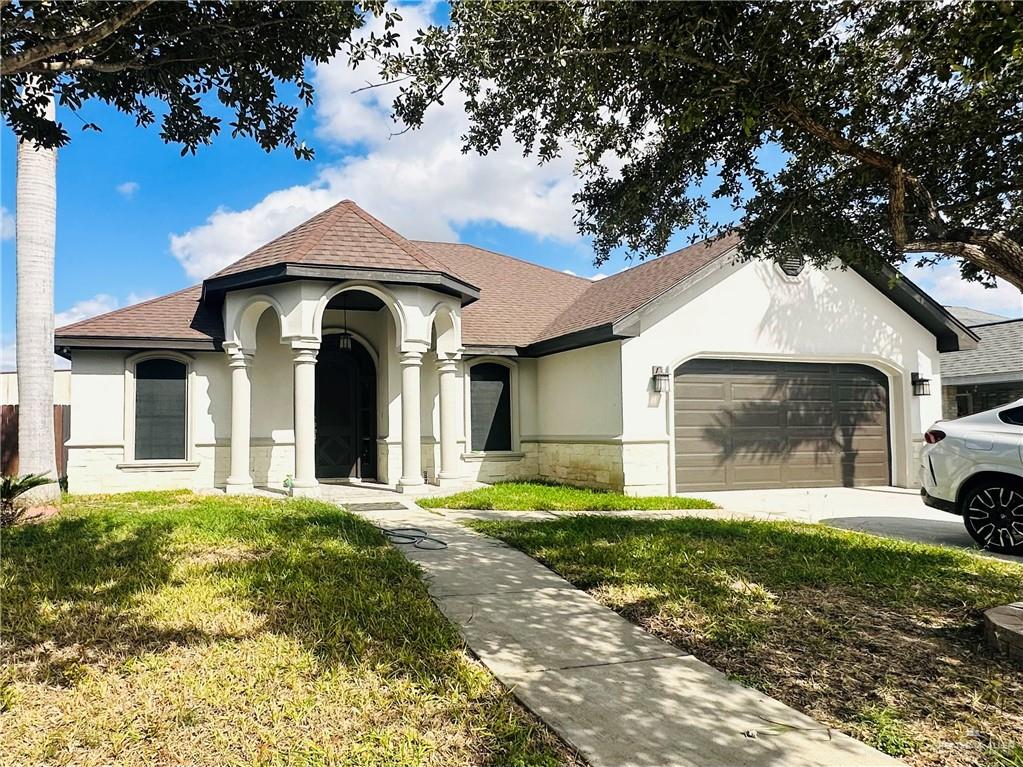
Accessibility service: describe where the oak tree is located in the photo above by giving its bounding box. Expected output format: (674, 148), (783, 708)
(382, 1), (1023, 289)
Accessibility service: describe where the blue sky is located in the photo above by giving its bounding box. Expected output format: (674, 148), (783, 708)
(2, 3), (1020, 369)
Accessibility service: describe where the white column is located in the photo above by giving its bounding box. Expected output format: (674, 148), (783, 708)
(291, 344), (319, 496)
(398, 349), (424, 491)
(436, 355), (461, 484)
(225, 347), (254, 493)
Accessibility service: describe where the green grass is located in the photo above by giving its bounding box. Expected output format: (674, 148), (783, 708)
(418, 481), (717, 511)
(466, 514), (1023, 767)
(0, 492), (574, 767)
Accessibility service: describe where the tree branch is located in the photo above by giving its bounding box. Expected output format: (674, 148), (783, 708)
(938, 184), (1023, 213)
(904, 228), (1023, 290)
(1, 1), (157, 76)
(29, 55), (209, 74)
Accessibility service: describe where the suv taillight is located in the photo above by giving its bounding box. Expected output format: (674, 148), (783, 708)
(924, 429), (946, 444)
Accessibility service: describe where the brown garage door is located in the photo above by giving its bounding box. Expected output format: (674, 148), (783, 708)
(674, 359), (890, 491)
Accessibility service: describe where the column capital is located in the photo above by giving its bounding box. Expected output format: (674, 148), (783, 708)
(436, 356), (459, 374)
(223, 342), (254, 367)
(292, 347), (318, 365)
(400, 349), (424, 367)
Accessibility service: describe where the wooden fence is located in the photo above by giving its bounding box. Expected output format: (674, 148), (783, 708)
(1, 405), (71, 478)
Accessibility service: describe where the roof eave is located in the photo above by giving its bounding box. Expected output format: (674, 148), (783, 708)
(203, 263), (481, 305)
(941, 371), (1023, 386)
(54, 336), (222, 357)
(519, 323), (635, 357)
(851, 263), (980, 352)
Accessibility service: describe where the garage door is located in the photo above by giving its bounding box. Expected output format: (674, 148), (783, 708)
(674, 359), (890, 491)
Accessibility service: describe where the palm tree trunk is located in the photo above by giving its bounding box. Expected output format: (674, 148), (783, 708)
(15, 88), (60, 503)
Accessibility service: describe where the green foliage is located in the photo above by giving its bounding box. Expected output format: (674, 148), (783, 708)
(1, 1), (397, 157)
(469, 514), (1023, 766)
(418, 481), (717, 511)
(0, 472), (52, 526)
(856, 705), (921, 757)
(380, 1), (1023, 287)
(1, 491), (571, 765)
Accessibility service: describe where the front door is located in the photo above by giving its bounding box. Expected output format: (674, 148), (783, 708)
(314, 335), (377, 479)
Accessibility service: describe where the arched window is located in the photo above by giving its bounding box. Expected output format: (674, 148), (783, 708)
(470, 362), (512, 451)
(134, 358), (187, 460)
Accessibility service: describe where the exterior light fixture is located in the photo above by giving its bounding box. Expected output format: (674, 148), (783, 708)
(651, 366), (670, 393)
(911, 372), (931, 396)
(338, 293), (353, 351)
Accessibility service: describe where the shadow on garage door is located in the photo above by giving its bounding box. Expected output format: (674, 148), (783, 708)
(674, 358), (891, 491)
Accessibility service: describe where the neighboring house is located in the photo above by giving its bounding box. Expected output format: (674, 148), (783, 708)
(54, 200), (975, 496)
(940, 307), (1023, 419)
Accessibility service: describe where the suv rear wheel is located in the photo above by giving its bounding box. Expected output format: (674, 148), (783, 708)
(961, 479), (1023, 554)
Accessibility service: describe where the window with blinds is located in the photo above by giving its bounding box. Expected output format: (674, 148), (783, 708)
(134, 358), (187, 460)
(470, 363), (511, 452)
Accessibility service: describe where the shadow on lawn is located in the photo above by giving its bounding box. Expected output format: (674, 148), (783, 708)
(473, 515), (1023, 767)
(2, 504), (463, 687)
(207, 509), (464, 674)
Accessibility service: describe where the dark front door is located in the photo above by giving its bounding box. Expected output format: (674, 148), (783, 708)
(315, 335), (377, 480)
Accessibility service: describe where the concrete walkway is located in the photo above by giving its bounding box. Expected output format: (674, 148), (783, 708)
(353, 502), (901, 767)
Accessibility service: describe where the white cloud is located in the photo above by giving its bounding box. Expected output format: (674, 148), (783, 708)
(169, 4), (582, 280)
(55, 294), (120, 327)
(907, 260), (1023, 319)
(1, 205), (14, 240)
(116, 181), (140, 199)
(2, 293), (151, 372)
(0, 338), (16, 371)
(0, 335), (69, 372)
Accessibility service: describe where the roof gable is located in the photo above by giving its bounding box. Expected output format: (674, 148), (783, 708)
(534, 233), (741, 345)
(209, 200), (464, 282)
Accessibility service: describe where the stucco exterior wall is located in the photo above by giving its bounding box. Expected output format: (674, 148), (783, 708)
(534, 343), (622, 438)
(66, 297), (470, 493)
(65, 262), (946, 497)
(66, 349), (229, 493)
(618, 259), (944, 494)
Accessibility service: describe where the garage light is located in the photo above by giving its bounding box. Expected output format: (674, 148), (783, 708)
(651, 366), (670, 392)
(911, 372), (931, 396)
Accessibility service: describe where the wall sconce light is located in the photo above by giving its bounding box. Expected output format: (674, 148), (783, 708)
(911, 372), (931, 396)
(651, 366), (670, 393)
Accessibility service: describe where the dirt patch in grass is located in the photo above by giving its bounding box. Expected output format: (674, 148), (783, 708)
(1, 491), (576, 767)
(419, 480), (716, 511)
(470, 514), (1023, 767)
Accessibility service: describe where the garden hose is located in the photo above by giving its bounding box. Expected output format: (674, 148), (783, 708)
(375, 525), (448, 550)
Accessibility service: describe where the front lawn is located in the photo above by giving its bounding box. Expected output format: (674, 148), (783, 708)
(0, 492), (572, 767)
(419, 481), (716, 511)
(467, 515), (1023, 767)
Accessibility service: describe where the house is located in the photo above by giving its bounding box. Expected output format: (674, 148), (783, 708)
(54, 200), (976, 496)
(940, 307), (1023, 418)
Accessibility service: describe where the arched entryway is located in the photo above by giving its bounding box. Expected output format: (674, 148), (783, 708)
(315, 333), (377, 480)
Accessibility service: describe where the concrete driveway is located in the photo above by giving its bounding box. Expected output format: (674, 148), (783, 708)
(690, 486), (1023, 563)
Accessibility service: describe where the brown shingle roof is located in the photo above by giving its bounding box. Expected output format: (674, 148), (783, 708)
(55, 204), (740, 353)
(414, 241), (591, 347)
(211, 199), (465, 281)
(536, 233), (741, 342)
(56, 285), (222, 343)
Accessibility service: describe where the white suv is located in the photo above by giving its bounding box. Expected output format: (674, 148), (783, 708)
(920, 399), (1023, 554)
